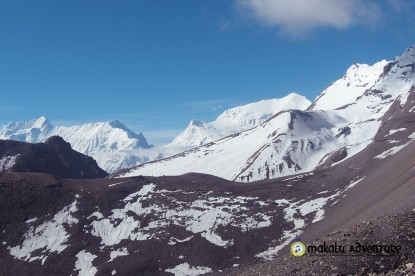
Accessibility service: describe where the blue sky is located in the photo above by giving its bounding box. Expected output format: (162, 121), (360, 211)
(0, 0), (414, 145)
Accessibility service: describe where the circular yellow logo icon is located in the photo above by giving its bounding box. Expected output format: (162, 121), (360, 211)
(291, 241), (306, 257)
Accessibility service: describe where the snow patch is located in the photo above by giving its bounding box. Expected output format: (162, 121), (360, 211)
(257, 191), (342, 260)
(165, 263), (212, 276)
(90, 184), (273, 249)
(168, 236), (193, 245)
(388, 128), (406, 135)
(74, 250), (97, 276)
(108, 181), (124, 187)
(375, 142), (411, 159)
(109, 247), (129, 262)
(345, 177), (366, 190)
(9, 200), (78, 262)
(0, 154), (19, 172)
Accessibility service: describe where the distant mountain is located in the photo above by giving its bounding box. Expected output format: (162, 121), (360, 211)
(117, 46), (415, 182)
(2, 46), (415, 276)
(0, 136), (108, 178)
(170, 93), (311, 147)
(0, 117), (153, 173)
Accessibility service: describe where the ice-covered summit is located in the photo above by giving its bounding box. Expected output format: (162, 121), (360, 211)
(169, 93), (311, 147)
(0, 117), (153, 172)
(118, 46), (415, 182)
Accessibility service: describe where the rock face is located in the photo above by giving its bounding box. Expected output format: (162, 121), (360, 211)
(0, 136), (108, 178)
(117, 46), (415, 182)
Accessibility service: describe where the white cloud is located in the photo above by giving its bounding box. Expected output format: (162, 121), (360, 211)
(235, 0), (381, 37)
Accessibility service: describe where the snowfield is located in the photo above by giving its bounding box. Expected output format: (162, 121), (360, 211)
(118, 46), (415, 182)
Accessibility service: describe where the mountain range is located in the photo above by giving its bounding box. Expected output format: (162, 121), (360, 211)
(0, 46), (415, 275)
(169, 93), (311, 147)
(117, 46), (415, 182)
(0, 94), (312, 173)
(0, 117), (153, 173)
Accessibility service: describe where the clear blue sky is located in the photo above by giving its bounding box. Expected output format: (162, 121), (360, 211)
(1, 0), (414, 145)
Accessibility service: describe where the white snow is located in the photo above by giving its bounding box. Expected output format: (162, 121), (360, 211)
(88, 211), (104, 220)
(375, 141), (413, 159)
(90, 184), (156, 246)
(168, 236), (193, 245)
(165, 263), (212, 276)
(9, 200), (78, 262)
(170, 93), (311, 147)
(89, 183), (273, 249)
(74, 250), (98, 276)
(345, 177), (365, 190)
(256, 189), (344, 260)
(311, 60), (389, 110)
(0, 117), (159, 173)
(0, 154), (19, 172)
(108, 181), (124, 187)
(109, 247), (129, 262)
(119, 47), (415, 182)
(25, 217), (38, 224)
(388, 128), (406, 135)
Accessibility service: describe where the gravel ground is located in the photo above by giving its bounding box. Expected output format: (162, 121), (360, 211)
(224, 210), (415, 276)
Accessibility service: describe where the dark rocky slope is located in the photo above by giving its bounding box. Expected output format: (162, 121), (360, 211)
(0, 136), (108, 179)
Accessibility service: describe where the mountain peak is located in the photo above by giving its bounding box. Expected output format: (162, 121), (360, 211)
(395, 46), (415, 65)
(108, 119), (128, 130)
(190, 120), (204, 127)
(45, 135), (72, 151)
(33, 116), (52, 128)
(170, 95), (311, 147)
(0, 118), (153, 172)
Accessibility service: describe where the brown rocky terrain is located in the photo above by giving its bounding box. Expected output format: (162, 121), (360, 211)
(225, 211), (415, 276)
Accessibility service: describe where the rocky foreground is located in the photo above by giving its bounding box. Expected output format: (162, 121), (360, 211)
(225, 210), (415, 276)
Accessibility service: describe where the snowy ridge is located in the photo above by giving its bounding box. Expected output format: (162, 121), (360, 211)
(118, 46), (415, 182)
(310, 60), (388, 110)
(0, 117), (153, 173)
(170, 93), (311, 147)
(119, 109), (371, 182)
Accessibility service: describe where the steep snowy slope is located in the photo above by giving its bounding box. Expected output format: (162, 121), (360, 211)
(0, 118), (153, 172)
(117, 46), (415, 182)
(170, 93), (311, 147)
(119, 109), (351, 181)
(309, 60), (388, 110)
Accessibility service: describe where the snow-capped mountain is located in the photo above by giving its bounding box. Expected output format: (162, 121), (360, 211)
(0, 117), (153, 172)
(117, 46), (415, 182)
(170, 93), (311, 147)
(2, 46), (415, 276)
